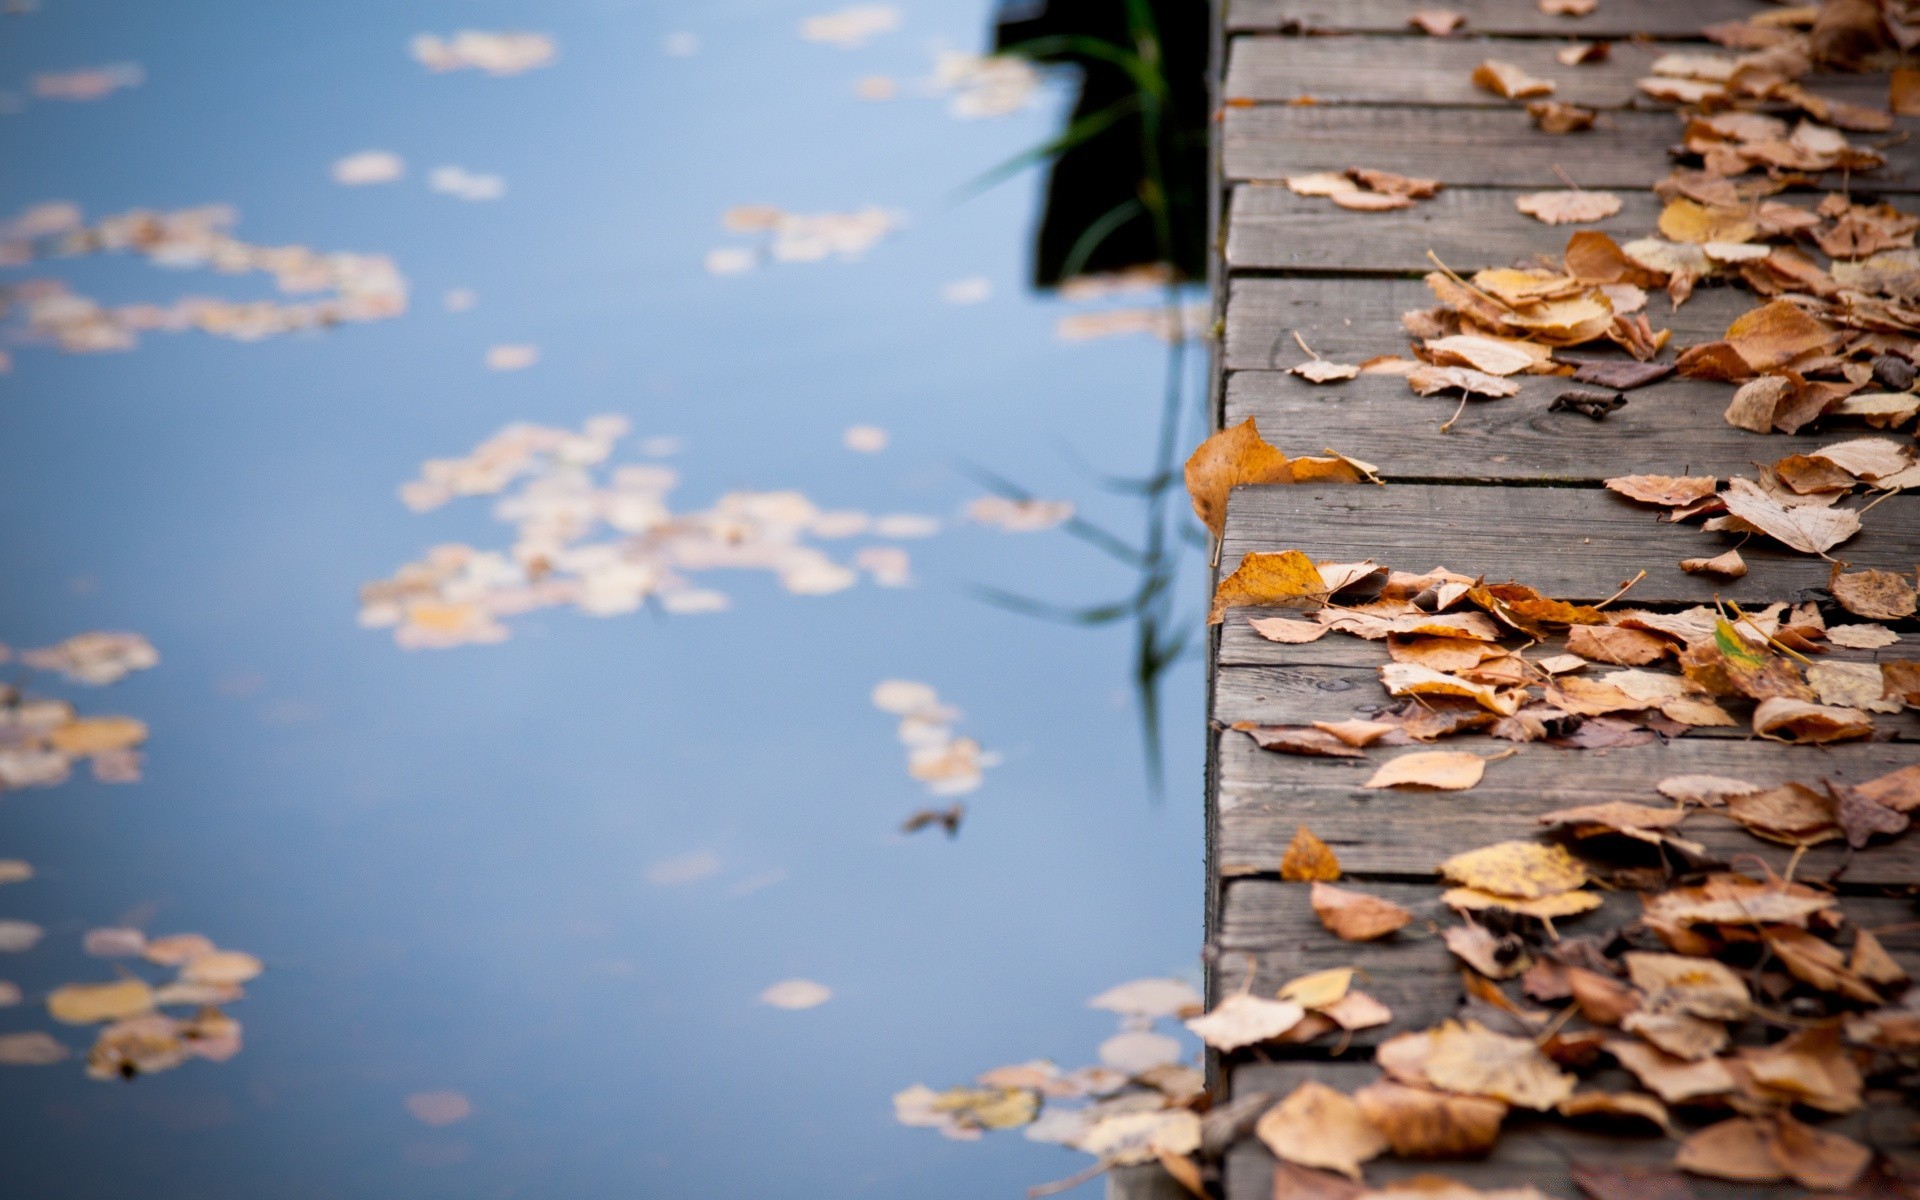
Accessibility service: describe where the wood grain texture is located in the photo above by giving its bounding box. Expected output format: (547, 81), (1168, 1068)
(1221, 1063), (1918, 1200)
(1221, 370), (1870, 485)
(1222, 106), (1920, 190)
(1217, 485), (1920, 606)
(1226, 36), (1893, 110)
(1226, 0), (1765, 36)
(1213, 731), (1920, 885)
(1226, 183), (1664, 272)
(1222, 277), (1750, 371)
(1215, 879), (1919, 1044)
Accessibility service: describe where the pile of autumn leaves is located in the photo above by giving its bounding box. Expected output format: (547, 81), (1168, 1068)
(0, 632), (265, 1081)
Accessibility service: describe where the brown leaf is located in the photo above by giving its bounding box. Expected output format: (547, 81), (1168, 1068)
(1656, 774), (1760, 807)
(1564, 625), (1672, 666)
(1742, 1025), (1862, 1114)
(1767, 1111), (1871, 1191)
(1248, 616), (1330, 644)
(1281, 826), (1342, 881)
(1726, 299), (1842, 372)
(1850, 927), (1908, 986)
(1622, 1009), (1729, 1061)
(1887, 661), (1920, 708)
(1603, 475), (1718, 508)
(1726, 782), (1841, 845)
(1349, 168), (1440, 199)
(1525, 104), (1599, 136)
(1184, 419), (1294, 538)
(1422, 1019), (1576, 1109)
(1473, 59), (1555, 99)
(1239, 724), (1365, 759)
(1312, 882), (1412, 941)
(1752, 696), (1874, 744)
(1720, 477), (1862, 555)
(1516, 189), (1618, 225)
(1331, 191), (1413, 213)
(1210, 551), (1328, 624)
(1557, 1091), (1674, 1135)
(1442, 924), (1532, 979)
(1855, 762), (1920, 811)
(1407, 9), (1465, 36)
(1312, 719), (1395, 747)
(1569, 1164), (1698, 1200)
(1765, 927), (1880, 1003)
(1254, 1081), (1386, 1180)
(1830, 567), (1918, 620)
(1364, 750), (1491, 791)
(1270, 1163), (1361, 1200)
(1353, 1080), (1505, 1158)
(1609, 1040), (1735, 1104)
(1724, 374), (1794, 430)
(1835, 782), (1909, 848)
(1565, 967), (1638, 1026)
(1624, 952), (1749, 1020)
(1184, 993), (1306, 1051)
(1406, 365), (1521, 398)
(1570, 360), (1672, 389)
(1680, 550), (1747, 579)
(1676, 1117), (1788, 1183)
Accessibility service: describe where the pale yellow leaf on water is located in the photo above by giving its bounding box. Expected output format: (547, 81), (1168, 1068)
(179, 950), (264, 986)
(1440, 841), (1586, 899)
(1364, 750), (1488, 790)
(0, 860), (30, 885)
(142, 933), (217, 966)
(46, 978), (155, 1025)
(1472, 59), (1555, 99)
(406, 1090), (474, 1127)
(1515, 190), (1623, 225)
(1254, 1080), (1387, 1179)
(0, 1030), (68, 1065)
(1284, 172), (1360, 197)
(1183, 993), (1305, 1051)
(46, 716), (148, 756)
(759, 979), (832, 1009)
(1088, 978), (1204, 1019)
(1277, 967), (1354, 1010)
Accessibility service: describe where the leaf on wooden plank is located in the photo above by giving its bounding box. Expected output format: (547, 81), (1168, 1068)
(1380, 663), (1519, 715)
(1766, 1111), (1871, 1191)
(1331, 191), (1414, 213)
(1658, 198), (1758, 245)
(1564, 624), (1673, 666)
(1472, 60), (1555, 99)
(1764, 927), (1880, 1003)
(1813, 436), (1916, 481)
(1752, 696), (1874, 744)
(1556, 1091), (1674, 1135)
(1363, 750), (1489, 791)
(1237, 724), (1364, 758)
(1353, 1079), (1505, 1158)
(1723, 374), (1794, 430)
(1676, 1117), (1787, 1183)
(1623, 952), (1749, 1021)
(1184, 418), (1294, 538)
(1512, 189), (1620, 224)
(1829, 622), (1899, 648)
(1424, 334), (1549, 376)
(1209, 551), (1328, 624)
(1569, 1164), (1698, 1200)
(1348, 169), (1440, 199)
(1609, 1040), (1735, 1104)
(1728, 299), (1842, 371)
(1570, 360), (1672, 389)
(1406, 365), (1520, 398)
(1525, 103), (1598, 136)
(1310, 883), (1412, 943)
(1184, 993), (1304, 1051)
(1851, 927), (1908, 986)
(1446, 887), (1602, 919)
(1724, 782), (1841, 844)
(1440, 841), (1586, 899)
(1621, 1009), (1729, 1061)
(1088, 978), (1203, 1020)
(1278, 968), (1355, 1011)
(1442, 924), (1531, 979)
(1408, 9), (1465, 36)
(1888, 661), (1920, 707)
(1422, 1019), (1575, 1110)
(1281, 826), (1342, 880)
(1247, 615), (1328, 643)
(1830, 566), (1917, 620)
(1856, 762), (1920, 811)
(1741, 1025), (1862, 1113)
(1292, 359), (1362, 383)
(1556, 42), (1609, 66)
(1835, 781), (1909, 848)
(1322, 991), (1393, 1031)
(1565, 967), (1637, 1027)
(47, 979), (155, 1025)
(1679, 549), (1746, 579)
(1603, 475), (1718, 507)
(1312, 719), (1394, 747)
(1539, 0), (1594, 13)
(1808, 661), (1903, 714)
(1718, 477), (1862, 555)
(1537, 801), (1687, 836)
(1255, 1081), (1386, 1180)
(1285, 173), (1360, 197)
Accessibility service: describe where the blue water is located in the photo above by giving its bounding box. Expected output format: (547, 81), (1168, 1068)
(0, 2), (1205, 1196)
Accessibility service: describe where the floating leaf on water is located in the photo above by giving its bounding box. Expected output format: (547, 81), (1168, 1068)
(759, 979), (832, 1010)
(406, 1090), (475, 1127)
(1087, 978), (1202, 1020)
(47, 978), (155, 1025)
(1183, 994), (1304, 1052)
(0, 1031), (68, 1066)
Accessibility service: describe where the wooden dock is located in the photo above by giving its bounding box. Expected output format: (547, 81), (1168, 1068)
(1203, 1), (1920, 1196)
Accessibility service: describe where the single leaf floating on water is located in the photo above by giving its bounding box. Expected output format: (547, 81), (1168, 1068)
(0, 921), (46, 953)
(1355, 1080), (1507, 1159)
(0, 1031), (69, 1066)
(0, 860), (30, 885)
(1472, 59), (1556, 99)
(1209, 551), (1328, 623)
(46, 979), (155, 1025)
(179, 950), (264, 986)
(1680, 549), (1747, 579)
(1183, 993), (1305, 1051)
(1255, 1081), (1386, 1180)
(1291, 359), (1361, 383)
(759, 979), (832, 1009)
(1829, 566), (1917, 620)
(46, 716), (148, 756)
(1719, 477), (1862, 555)
(142, 933), (217, 966)
(1525, 102), (1598, 135)
(1280, 826), (1341, 880)
(1311, 882), (1411, 941)
(1363, 750), (1490, 790)
(1603, 474), (1718, 507)
(1515, 190), (1620, 224)
(1247, 615), (1329, 643)
(1087, 978), (1203, 1020)
(406, 1090), (474, 1127)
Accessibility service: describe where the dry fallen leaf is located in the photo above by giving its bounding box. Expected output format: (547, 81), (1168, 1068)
(1184, 419), (1296, 537)
(1624, 952), (1748, 1020)
(1752, 696), (1874, 744)
(1439, 841), (1586, 899)
(1248, 615), (1330, 644)
(1293, 359), (1362, 383)
(1526, 102), (1598, 135)
(1353, 1079), (1505, 1157)
(1610, 1039), (1735, 1104)
(1184, 993), (1306, 1051)
(1680, 549), (1747, 579)
(1422, 1019), (1576, 1109)
(1364, 750), (1490, 791)
(1408, 9), (1465, 36)
(1255, 1081), (1386, 1180)
(46, 978), (155, 1025)
(1604, 474), (1717, 507)
(1281, 826), (1342, 881)
(1443, 924), (1531, 979)
(1830, 566), (1917, 620)
(1676, 1117), (1787, 1183)
(1515, 190), (1620, 224)
(1719, 477), (1861, 555)
(1766, 1110), (1871, 1190)
(1406, 365), (1522, 399)
(1088, 978), (1204, 1019)
(1210, 551), (1330, 624)
(1473, 60), (1556, 99)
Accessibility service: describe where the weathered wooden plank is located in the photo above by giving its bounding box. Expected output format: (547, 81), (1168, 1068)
(1215, 879), (1919, 1043)
(1217, 620), (1913, 669)
(1214, 662), (1920, 741)
(1223, 106), (1920, 190)
(1213, 732), (1920, 885)
(1218, 485), (1920, 606)
(1226, 36), (1893, 110)
(1221, 371), (1861, 485)
(1223, 277), (1751, 371)
(1226, 183), (1663, 273)
(1227, 0), (1775, 37)
(1221, 1062), (1918, 1200)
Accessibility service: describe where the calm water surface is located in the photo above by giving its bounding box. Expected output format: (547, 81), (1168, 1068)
(0, 2), (1206, 1195)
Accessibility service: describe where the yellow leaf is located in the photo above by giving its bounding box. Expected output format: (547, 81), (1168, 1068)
(1439, 841), (1587, 899)
(1277, 967), (1355, 1010)
(1280, 825), (1341, 881)
(46, 716), (148, 756)
(1363, 750), (1488, 791)
(1209, 551), (1327, 624)
(47, 979), (155, 1025)
(1183, 418), (1293, 538)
